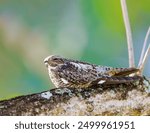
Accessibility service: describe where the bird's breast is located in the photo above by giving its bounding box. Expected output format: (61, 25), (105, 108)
(48, 66), (61, 88)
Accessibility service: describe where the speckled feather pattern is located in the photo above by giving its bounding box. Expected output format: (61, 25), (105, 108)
(44, 55), (140, 89)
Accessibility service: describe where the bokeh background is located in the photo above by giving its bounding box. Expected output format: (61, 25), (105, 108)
(0, 0), (149, 100)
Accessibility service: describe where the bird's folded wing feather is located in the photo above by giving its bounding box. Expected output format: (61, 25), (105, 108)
(59, 62), (98, 84)
(91, 76), (141, 86)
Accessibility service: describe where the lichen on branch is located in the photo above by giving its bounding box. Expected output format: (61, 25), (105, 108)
(0, 77), (149, 116)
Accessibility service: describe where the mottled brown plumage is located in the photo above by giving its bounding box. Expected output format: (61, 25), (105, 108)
(44, 55), (140, 89)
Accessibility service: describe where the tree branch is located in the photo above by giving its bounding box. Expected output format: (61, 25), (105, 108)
(0, 77), (149, 116)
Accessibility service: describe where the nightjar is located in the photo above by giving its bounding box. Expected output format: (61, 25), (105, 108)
(44, 55), (140, 89)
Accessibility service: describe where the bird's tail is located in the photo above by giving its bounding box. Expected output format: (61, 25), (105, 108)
(106, 67), (139, 77)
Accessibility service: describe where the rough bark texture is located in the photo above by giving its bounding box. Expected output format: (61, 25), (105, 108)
(0, 77), (150, 116)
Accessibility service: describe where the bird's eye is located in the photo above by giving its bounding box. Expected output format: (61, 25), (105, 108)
(53, 58), (58, 61)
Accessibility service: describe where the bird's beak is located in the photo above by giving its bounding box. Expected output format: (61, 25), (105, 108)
(44, 57), (49, 67)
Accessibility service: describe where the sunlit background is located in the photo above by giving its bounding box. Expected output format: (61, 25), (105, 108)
(0, 0), (150, 100)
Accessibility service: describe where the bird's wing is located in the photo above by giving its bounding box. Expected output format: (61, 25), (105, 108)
(58, 62), (98, 84)
(90, 76), (141, 87)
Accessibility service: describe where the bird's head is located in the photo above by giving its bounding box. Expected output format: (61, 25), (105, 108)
(44, 55), (65, 68)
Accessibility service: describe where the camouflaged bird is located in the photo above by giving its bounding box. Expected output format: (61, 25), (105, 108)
(44, 55), (140, 89)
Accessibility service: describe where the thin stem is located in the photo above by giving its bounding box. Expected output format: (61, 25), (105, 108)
(120, 0), (135, 67)
(139, 43), (150, 73)
(138, 27), (150, 68)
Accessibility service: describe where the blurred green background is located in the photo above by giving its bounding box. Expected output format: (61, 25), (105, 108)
(0, 0), (149, 100)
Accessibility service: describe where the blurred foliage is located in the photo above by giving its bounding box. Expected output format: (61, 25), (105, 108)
(0, 0), (150, 100)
